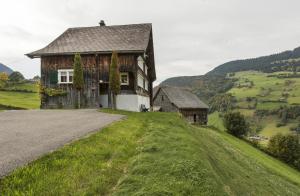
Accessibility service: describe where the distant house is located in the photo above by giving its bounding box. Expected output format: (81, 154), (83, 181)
(153, 86), (208, 124)
(26, 21), (155, 111)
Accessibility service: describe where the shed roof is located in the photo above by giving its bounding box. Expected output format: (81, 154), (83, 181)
(26, 23), (152, 58)
(155, 86), (209, 109)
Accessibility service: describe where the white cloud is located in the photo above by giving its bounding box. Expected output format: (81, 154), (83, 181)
(0, 0), (300, 84)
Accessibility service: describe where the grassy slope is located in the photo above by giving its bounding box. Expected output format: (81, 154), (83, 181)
(228, 71), (300, 108)
(1, 111), (299, 195)
(0, 83), (40, 109)
(0, 91), (40, 109)
(226, 71), (300, 139)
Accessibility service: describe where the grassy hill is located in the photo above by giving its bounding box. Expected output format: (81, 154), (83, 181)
(160, 46), (300, 103)
(0, 82), (40, 109)
(207, 71), (300, 145)
(227, 71), (300, 142)
(1, 111), (300, 195)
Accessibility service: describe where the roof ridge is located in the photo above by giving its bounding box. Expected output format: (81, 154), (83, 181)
(68, 23), (152, 30)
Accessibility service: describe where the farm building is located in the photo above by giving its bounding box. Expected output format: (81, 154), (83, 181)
(153, 86), (208, 124)
(26, 21), (155, 111)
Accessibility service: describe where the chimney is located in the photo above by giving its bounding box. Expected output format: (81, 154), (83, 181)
(99, 20), (106, 26)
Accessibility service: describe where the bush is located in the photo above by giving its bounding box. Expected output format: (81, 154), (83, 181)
(223, 112), (250, 137)
(276, 122), (286, 127)
(268, 134), (300, 170)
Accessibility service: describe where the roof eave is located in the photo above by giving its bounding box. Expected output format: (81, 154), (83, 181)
(25, 50), (146, 59)
(179, 107), (209, 109)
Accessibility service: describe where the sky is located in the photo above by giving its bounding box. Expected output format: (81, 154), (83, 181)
(0, 0), (300, 84)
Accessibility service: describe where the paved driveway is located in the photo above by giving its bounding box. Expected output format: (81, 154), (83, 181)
(0, 109), (123, 177)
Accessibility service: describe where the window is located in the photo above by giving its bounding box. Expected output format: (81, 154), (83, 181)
(145, 79), (149, 91)
(60, 71), (67, 83)
(58, 69), (73, 84)
(137, 56), (144, 70)
(161, 95), (164, 101)
(144, 65), (148, 75)
(138, 74), (144, 88)
(69, 71), (73, 83)
(120, 72), (129, 85)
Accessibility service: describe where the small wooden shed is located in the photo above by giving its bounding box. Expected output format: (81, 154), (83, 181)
(153, 86), (209, 124)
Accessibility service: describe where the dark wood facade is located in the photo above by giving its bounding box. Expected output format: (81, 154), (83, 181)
(41, 53), (153, 109)
(153, 87), (208, 124)
(27, 23), (156, 110)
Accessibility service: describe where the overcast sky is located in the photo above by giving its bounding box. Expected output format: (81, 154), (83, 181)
(1, 0), (300, 84)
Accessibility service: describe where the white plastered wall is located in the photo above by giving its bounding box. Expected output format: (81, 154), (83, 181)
(117, 94), (150, 112)
(100, 94), (150, 112)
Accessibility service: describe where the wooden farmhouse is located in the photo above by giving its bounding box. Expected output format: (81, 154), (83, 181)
(153, 86), (208, 124)
(26, 21), (155, 111)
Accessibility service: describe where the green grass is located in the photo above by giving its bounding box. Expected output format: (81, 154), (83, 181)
(1, 111), (300, 195)
(0, 91), (40, 109)
(259, 117), (298, 138)
(208, 112), (225, 131)
(0, 82), (40, 109)
(2, 82), (38, 92)
(226, 71), (300, 140)
(229, 71), (300, 109)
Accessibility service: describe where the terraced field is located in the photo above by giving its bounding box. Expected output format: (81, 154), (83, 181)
(210, 71), (300, 142)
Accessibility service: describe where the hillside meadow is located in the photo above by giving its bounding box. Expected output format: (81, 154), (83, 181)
(1, 111), (300, 195)
(224, 71), (300, 141)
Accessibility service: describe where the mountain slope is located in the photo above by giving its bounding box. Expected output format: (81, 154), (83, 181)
(160, 46), (300, 103)
(161, 74), (233, 103)
(1, 111), (300, 195)
(0, 63), (13, 75)
(207, 46), (300, 76)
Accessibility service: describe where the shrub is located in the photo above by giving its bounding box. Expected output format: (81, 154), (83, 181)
(268, 134), (300, 170)
(223, 112), (250, 137)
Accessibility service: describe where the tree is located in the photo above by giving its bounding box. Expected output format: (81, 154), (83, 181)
(223, 111), (250, 137)
(73, 54), (84, 108)
(0, 72), (8, 88)
(32, 75), (41, 81)
(9, 71), (24, 82)
(0, 72), (8, 81)
(268, 134), (300, 170)
(109, 51), (120, 109)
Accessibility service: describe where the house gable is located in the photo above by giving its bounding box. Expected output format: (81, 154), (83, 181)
(153, 88), (178, 112)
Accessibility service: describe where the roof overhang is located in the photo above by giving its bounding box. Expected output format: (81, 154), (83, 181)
(26, 50), (145, 59)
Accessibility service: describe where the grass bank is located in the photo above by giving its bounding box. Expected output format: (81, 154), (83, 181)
(1, 110), (300, 195)
(0, 91), (40, 109)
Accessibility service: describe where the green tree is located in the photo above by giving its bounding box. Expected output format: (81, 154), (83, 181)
(223, 111), (250, 137)
(9, 71), (24, 82)
(109, 51), (120, 109)
(0, 72), (8, 88)
(73, 54), (84, 108)
(268, 134), (300, 170)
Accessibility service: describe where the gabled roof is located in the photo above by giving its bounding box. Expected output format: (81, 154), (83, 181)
(155, 86), (209, 109)
(26, 23), (152, 58)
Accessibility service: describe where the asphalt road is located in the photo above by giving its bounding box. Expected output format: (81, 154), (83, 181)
(0, 109), (123, 177)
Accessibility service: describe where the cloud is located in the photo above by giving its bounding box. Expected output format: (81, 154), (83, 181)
(0, 0), (300, 83)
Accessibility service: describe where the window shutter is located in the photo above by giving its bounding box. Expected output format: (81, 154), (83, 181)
(49, 70), (58, 85)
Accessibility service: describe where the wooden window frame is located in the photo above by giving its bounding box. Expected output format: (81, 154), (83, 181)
(120, 72), (129, 86)
(58, 69), (73, 84)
